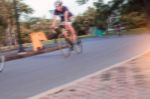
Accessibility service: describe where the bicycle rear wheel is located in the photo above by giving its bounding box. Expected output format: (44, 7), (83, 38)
(57, 34), (71, 57)
(0, 55), (5, 72)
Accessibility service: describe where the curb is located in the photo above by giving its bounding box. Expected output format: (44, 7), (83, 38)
(29, 49), (150, 99)
(5, 47), (59, 62)
(3, 35), (94, 62)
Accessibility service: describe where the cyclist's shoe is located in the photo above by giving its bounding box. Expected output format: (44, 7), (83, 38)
(69, 45), (74, 51)
(65, 38), (73, 46)
(76, 39), (81, 45)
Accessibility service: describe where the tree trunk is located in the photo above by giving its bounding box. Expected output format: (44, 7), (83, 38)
(12, 24), (18, 46)
(5, 25), (12, 46)
(143, 0), (150, 30)
(5, 17), (15, 46)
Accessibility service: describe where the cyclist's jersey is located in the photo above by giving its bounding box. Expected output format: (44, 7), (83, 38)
(54, 6), (73, 22)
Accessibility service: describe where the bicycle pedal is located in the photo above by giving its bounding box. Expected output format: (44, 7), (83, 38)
(76, 40), (81, 45)
(69, 46), (74, 51)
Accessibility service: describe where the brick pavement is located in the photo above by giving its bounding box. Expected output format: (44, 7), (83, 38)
(30, 52), (150, 99)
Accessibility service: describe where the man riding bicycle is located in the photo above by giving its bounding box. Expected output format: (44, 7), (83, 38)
(51, 0), (78, 50)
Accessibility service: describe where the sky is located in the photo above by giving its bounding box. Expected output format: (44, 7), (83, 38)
(24, 0), (111, 19)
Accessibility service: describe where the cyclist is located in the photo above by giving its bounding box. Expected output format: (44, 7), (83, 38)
(51, 0), (78, 50)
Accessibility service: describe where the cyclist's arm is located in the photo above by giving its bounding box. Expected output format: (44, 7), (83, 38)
(64, 11), (69, 22)
(63, 6), (70, 22)
(51, 15), (57, 28)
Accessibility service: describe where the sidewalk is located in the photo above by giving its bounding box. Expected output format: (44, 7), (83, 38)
(1, 43), (58, 61)
(30, 51), (150, 99)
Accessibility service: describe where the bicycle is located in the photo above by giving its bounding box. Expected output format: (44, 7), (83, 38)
(51, 27), (83, 57)
(0, 55), (5, 72)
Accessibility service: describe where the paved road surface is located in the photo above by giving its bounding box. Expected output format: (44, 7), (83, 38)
(0, 34), (150, 99)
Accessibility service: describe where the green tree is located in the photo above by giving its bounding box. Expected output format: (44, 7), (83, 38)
(77, 0), (149, 29)
(73, 7), (97, 35)
(76, 0), (89, 5)
(109, 0), (150, 27)
(0, 0), (33, 46)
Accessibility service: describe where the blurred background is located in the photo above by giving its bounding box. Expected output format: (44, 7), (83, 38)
(0, 0), (149, 51)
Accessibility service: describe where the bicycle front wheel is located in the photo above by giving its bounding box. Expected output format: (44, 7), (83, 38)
(57, 34), (71, 57)
(0, 55), (5, 72)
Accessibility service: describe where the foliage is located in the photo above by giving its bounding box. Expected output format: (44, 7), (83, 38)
(0, 0), (33, 46)
(76, 0), (148, 32)
(73, 7), (96, 35)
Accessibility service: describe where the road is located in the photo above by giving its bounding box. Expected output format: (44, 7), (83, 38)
(0, 34), (150, 99)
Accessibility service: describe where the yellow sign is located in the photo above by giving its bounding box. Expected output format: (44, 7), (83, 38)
(30, 32), (48, 51)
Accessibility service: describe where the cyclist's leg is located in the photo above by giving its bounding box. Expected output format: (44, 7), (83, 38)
(69, 26), (81, 45)
(62, 29), (74, 49)
(64, 22), (77, 43)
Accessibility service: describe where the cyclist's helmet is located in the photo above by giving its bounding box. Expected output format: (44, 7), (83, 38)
(54, 0), (63, 6)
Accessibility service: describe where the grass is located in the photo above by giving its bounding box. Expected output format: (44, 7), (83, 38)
(106, 27), (148, 36)
(128, 27), (148, 33)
